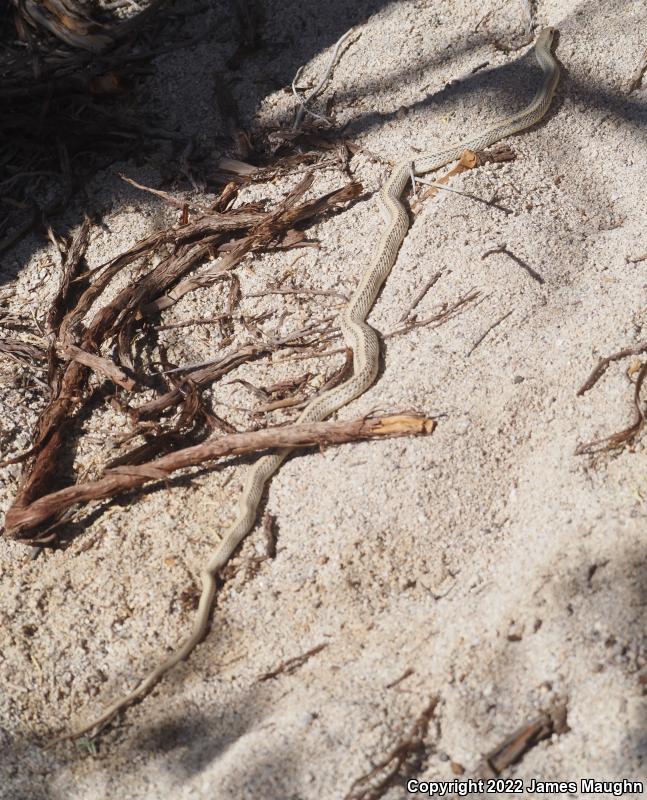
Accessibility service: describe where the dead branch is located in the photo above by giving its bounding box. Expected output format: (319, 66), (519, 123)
(345, 698), (439, 800)
(136, 320), (334, 419)
(384, 290), (481, 339)
(577, 342), (647, 396)
(474, 704), (569, 778)
(414, 147), (514, 208)
(467, 310), (513, 356)
(626, 47), (647, 93)
(258, 643), (328, 681)
(125, 179), (361, 315)
(118, 174), (208, 214)
(4, 173), (362, 534)
(397, 271), (443, 323)
(4, 413), (436, 539)
(246, 287), (348, 303)
(0, 338), (46, 363)
(57, 344), (135, 391)
(47, 216), (92, 339)
(481, 244), (544, 284)
(254, 351), (351, 415)
(6, 218), (94, 514)
(576, 360), (647, 455)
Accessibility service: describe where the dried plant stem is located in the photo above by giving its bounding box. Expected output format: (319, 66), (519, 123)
(577, 342), (647, 396)
(292, 27), (359, 129)
(576, 360), (647, 455)
(627, 47), (647, 93)
(5, 414), (435, 540)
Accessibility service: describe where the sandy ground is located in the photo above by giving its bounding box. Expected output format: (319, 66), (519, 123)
(1, 0), (647, 797)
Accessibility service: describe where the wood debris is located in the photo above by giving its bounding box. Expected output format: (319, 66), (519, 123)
(576, 351), (647, 455)
(2, 172), (364, 542)
(5, 413), (436, 541)
(1, 0), (193, 252)
(345, 698), (439, 800)
(258, 643), (328, 682)
(626, 47), (647, 93)
(474, 704), (569, 777)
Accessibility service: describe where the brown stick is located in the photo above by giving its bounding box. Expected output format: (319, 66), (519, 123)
(258, 643), (328, 681)
(136, 321), (333, 418)
(6, 361), (87, 518)
(118, 173), (208, 213)
(397, 271), (443, 323)
(4, 413), (435, 539)
(57, 344), (135, 391)
(345, 697), (439, 800)
(246, 287), (348, 302)
(577, 341), (647, 396)
(467, 310), (513, 356)
(4, 176), (363, 536)
(626, 47), (647, 93)
(475, 704), (569, 778)
(575, 360), (647, 455)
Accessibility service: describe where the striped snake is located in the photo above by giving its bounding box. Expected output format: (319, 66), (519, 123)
(71, 27), (560, 738)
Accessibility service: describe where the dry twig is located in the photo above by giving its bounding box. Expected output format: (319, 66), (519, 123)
(292, 27), (359, 130)
(258, 643), (328, 682)
(577, 342), (647, 396)
(5, 413), (436, 539)
(345, 698), (439, 800)
(4, 175), (362, 535)
(481, 243), (544, 284)
(474, 704), (569, 777)
(397, 272), (443, 323)
(575, 345), (647, 456)
(467, 310), (513, 356)
(626, 47), (647, 93)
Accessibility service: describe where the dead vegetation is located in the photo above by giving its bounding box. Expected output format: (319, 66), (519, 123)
(576, 342), (647, 455)
(0, 0), (203, 253)
(344, 698), (439, 800)
(0, 6), (483, 547)
(0, 2), (505, 553)
(0, 166), (370, 541)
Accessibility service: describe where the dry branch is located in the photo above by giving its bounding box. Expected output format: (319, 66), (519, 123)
(57, 344), (135, 391)
(6, 218), (94, 515)
(258, 643), (328, 681)
(0, 338), (46, 363)
(397, 272), (443, 323)
(577, 342), (647, 396)
(627, 47), (647, 93)
(345, 698), (439, 800)
(4, 174), (362, 536)
(576, 360), (647, 455)
(4, 413), (435, 539)
(136, 320), (334, 419)
(474, 704), (569, 778)
(576, 342), (647, 454)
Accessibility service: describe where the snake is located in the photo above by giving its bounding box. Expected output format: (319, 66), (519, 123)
(71, 27), (560, 738)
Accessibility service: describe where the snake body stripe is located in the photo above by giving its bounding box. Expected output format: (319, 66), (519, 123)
(74, 28), (560, 737)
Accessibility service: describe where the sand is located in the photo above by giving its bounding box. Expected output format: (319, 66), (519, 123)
(1, 0), (646, 797)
